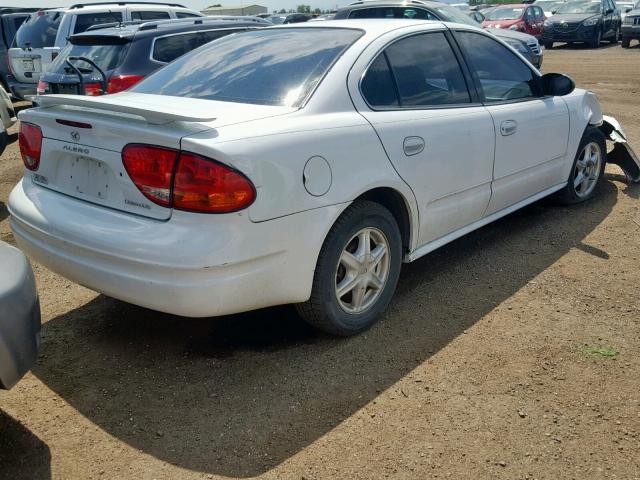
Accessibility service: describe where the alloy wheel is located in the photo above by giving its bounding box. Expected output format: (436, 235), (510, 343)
(335, 227), (390, 314)
(574, 141), (602, 198)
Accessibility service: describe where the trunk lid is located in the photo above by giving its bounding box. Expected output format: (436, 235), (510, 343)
(21, 93), (293, 220)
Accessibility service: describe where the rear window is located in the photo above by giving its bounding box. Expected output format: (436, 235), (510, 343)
(151, 28), (245, 63)
(74, 12), (124, 34)
(49, 40), (128, 74)
(13, 11), (62, 48)
(133, 28), (362, 107)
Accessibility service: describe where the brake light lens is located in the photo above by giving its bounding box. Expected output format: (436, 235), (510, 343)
(107, 75), (144, 94)
(83, 82), (103, 96)
(122, 144), (178, 207)
(36, 80), (49, 95)
(19, 123), (43, 171)
(121, 145), (256, 213)
(173, 153), (256, 213)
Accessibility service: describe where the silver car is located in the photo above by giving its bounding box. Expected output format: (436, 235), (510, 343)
(0, 241), (40, 389)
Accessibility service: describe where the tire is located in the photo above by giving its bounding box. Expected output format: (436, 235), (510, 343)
(0, 129), (7, 157)
(544, 41), (554, 49)
(588, 28), (602, 48)
(296, 200), (402, 336)
(621, 37), (631, 48)
(554, 127), (606, 205)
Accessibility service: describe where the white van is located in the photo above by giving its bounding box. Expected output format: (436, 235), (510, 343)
(7, 2), (202, 99)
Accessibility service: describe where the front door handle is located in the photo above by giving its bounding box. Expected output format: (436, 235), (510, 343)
(500, 120), (518, 136)
(403, 136), (425, 156)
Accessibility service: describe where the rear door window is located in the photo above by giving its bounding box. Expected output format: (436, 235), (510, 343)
(12, 11), (62, 48)
(176, 12), (201, 18)
(73, 12), (124, 34)
(361, 53), (399, 108)
(151, 29), (244, 63)
(131, 11), (171, 21)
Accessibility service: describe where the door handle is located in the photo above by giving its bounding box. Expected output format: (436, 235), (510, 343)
(403, 136), (425, 156)
(500, 120), (518, 136)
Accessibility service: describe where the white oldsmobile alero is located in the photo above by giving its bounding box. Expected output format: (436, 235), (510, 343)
(9, 20), (640, 336)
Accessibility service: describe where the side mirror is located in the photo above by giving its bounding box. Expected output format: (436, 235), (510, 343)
(605, 8), (614, 14)
(626, 7), (632, 12)
(542, 72), (575, 96)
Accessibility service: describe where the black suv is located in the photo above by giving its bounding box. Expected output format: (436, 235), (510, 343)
(541, 0), (622, 48)
(621, 1), (640, 47)
(37, 17), (265, 96)
(0, 8), (38, 93)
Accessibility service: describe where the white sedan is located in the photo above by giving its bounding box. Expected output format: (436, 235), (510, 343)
(9, 20), (639, 336)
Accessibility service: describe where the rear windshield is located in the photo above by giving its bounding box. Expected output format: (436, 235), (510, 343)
(133, 28), (362, 107)
(48, 40), (128, 74)
(13, 11), (62, 49)
(152, 28), (247, 63)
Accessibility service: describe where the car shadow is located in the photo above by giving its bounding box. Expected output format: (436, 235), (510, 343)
(552, 41), (623, 50)
(0, 410), (51, 479)
(31, 179), (621, 478)
(0, 201), (8, 223)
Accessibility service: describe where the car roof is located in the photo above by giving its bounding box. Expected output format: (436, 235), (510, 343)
(339, 0), (450, 9)
(38, 3), (195, 14)
(71, 18), (262, 40)
(271, 18), (473, 35)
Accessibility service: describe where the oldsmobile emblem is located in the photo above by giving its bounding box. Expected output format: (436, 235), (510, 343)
(70, 130), (80, 142)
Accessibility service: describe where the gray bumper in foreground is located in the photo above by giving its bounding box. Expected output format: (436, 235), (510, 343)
(0, 241), (40, 389)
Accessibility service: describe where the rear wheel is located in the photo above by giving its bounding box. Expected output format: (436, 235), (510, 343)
(621, 37), (631, 48)
(296, 201), (402, 336)
(555, 127), (606, 204)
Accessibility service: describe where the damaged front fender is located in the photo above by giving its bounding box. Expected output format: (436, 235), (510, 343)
(596, 115), (640, 183)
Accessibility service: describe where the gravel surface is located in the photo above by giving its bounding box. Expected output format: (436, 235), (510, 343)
(1, 43), (639, 480)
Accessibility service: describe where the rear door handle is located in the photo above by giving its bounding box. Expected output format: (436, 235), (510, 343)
(500, 120), (518, 136)
(403, 136), (425, 156)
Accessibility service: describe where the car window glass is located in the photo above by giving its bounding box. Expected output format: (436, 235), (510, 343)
(13, 11), (62, 48)
(348, 7), (438, 19)
(361, 53), (399, 107)
(131, 11), (171, 21)
(50, 41), (127, 72)
(74, 12), (123, 33)
(384, 32), (470, 107)
(457, 31), (538, 103)
(133, 28), (362, 107)
(152, 29), (242, 63)
(175, 12), (201, 18)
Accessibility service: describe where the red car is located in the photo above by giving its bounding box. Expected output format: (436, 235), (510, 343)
(481, 4), (546, 38)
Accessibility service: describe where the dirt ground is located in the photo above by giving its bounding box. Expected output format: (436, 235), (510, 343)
(1, 43), (640, 480)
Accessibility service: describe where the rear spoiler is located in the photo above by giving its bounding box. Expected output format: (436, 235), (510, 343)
(28, 94), (216, 125)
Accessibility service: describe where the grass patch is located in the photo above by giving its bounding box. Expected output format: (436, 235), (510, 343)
(579, 346), (619, 358)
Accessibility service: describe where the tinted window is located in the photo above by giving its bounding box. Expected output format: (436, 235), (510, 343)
(457, 31), (538, 103)
(176, 12), (201, 18)
(133, 28), (362, 106)
(385, 33), (470, 107)
(74, 12), (123, 34)
(13, 11), (62, 48)
(555, 1), (602, 14)
(485, 7), (525, 19)
(152, 29), (243, 63)
(349, 7), (438, 19)
(49, 41), (128, 73)
(131, 11), (171, 21)
(361, 54), (398, 107)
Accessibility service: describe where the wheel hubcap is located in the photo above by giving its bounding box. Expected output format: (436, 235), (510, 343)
(574, 141), (602, 198)
(335, 227), (390, 314)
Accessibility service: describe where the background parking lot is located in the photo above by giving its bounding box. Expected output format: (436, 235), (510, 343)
(1, 43), (639, 479)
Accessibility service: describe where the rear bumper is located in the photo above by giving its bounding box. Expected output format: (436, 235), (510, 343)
(9, 177), (344, 318)
(621, 25), (640, 39)
(7, 76), (36, 101)
(0, 243), (40, 390)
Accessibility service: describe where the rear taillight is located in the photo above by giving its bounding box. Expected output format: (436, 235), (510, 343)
(36, 80), (49, 95)
(19, 123), (43, 171)
(83, 82), (103, 96)
(122, 144), (256, 213)
(173, 152), (256, 213)
(107, 75), (144, 94)
(122, 144), (178, 207)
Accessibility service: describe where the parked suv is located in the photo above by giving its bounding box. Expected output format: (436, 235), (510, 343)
(0, 8), (37, 94)
(37, 18), (266, 96)
(542, 0), (621, 48)
(333, 0), (544, 68)
(8, 2), (202, 99)
(621, 0), (640, 47)
(481, 3), (546, 38)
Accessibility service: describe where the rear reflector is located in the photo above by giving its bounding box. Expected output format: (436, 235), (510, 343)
(107, 75), (144, 94)
(122, 144), (178, 207)
(19, 123), (43, 171)
(83, 82), (103, 96)
(173, 152), (256, 213)
(36, 80), (49, 95)
(56, 119), (92, 129)
(121, 144), (256, 213)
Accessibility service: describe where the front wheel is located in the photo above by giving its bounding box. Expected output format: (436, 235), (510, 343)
(621, 37), (631, 48)
(544, 41), (554, 49)
(555, 127), (606, 205)
(611, 27), (620, 43)
(588, 29), (602, 48)
(296, 201), (402, 336)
